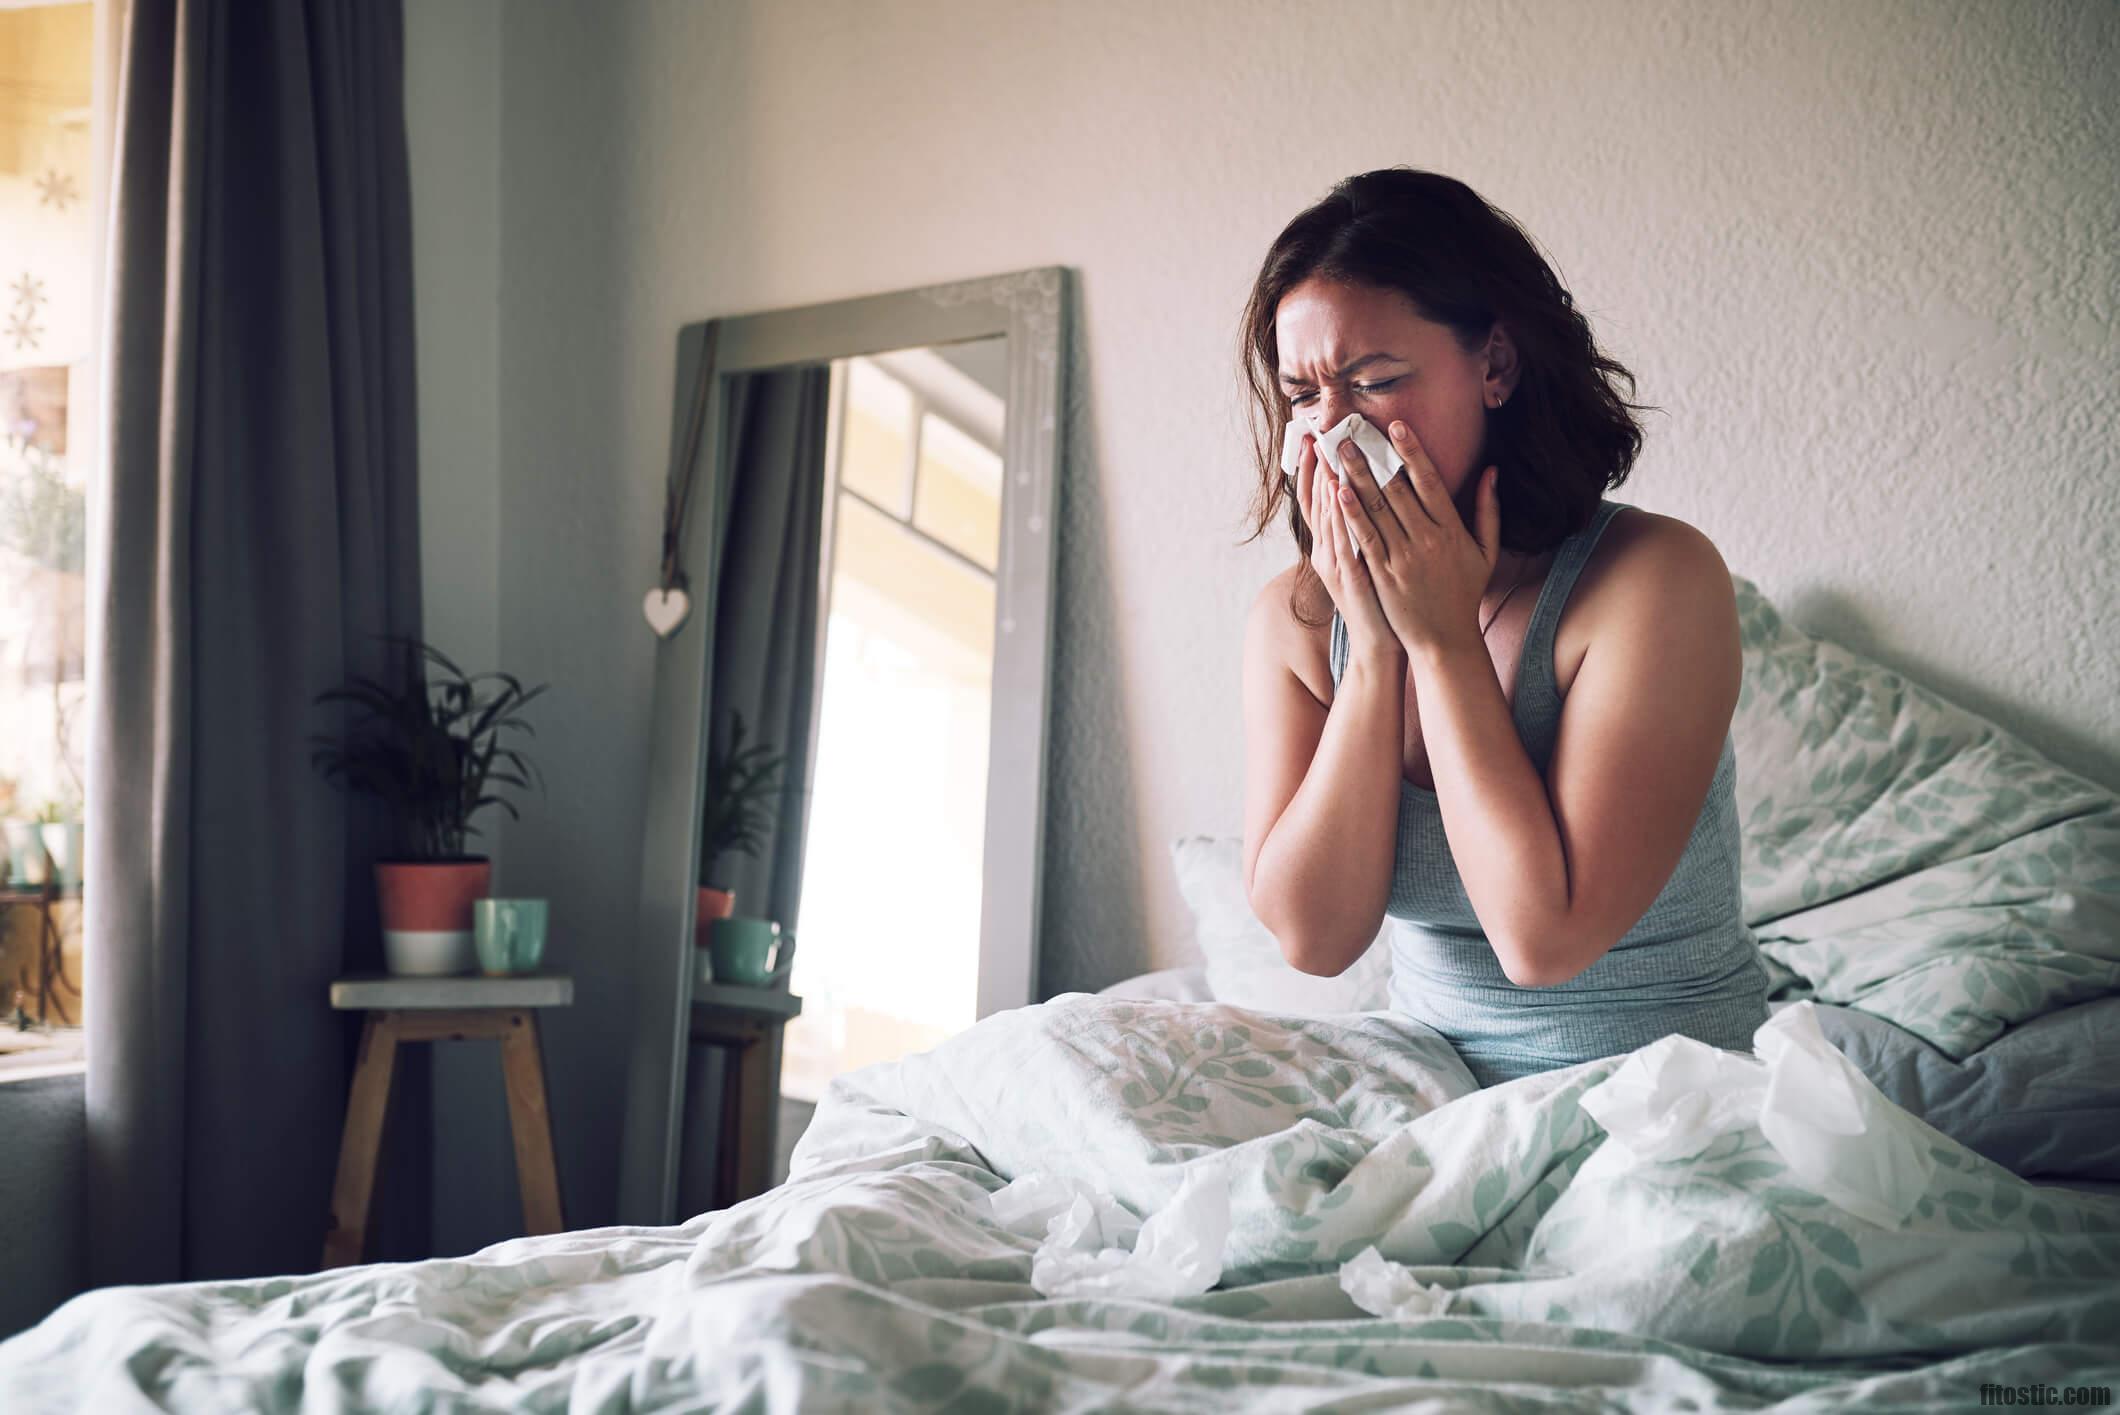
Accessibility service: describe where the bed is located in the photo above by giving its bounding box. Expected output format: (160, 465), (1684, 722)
(3, 574), (2116, 1410)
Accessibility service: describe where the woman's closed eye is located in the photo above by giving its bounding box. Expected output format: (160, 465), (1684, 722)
(1289, 379), (1400, 406)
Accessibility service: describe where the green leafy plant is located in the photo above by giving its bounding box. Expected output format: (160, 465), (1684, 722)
(310, 637), (547, 861)
(700, 708), (790, 889)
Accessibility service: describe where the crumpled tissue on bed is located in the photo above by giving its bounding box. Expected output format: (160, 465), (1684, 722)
(989, 1164), (1230, 1300)
(1339, 1244), (1451, 1319)
(1577, 999), (1939, 1229)
(1279, 413), (1407, 563)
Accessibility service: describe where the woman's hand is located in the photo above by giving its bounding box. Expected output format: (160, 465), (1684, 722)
(1328, 420), (1501, 658)
(1294, 431), (1401, 666)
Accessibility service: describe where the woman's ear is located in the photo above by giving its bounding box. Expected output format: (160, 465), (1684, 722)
(1483, 321), (1521, 402)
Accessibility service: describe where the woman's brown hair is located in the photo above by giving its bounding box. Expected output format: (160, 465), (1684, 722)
(1238, 168), (1655, 625)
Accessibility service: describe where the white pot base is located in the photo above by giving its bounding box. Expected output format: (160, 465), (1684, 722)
(383, 929), (476, 976)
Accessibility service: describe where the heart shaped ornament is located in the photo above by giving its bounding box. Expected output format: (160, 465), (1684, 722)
(643, 586), (691, 638)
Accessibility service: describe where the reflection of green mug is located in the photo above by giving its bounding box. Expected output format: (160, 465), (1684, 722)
(707, 915), (794, 987)
(474, 898), (549, 975)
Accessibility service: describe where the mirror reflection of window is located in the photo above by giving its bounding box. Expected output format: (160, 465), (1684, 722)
(781, 340), (1004, 1107)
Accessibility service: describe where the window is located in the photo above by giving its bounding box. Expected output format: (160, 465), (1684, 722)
(1, 0), (112, 1077)
(779, 343), (1005, 1104)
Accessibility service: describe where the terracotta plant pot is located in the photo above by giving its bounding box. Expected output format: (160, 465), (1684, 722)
(696, 885), (736, 947)
(375, 858), (492, 975)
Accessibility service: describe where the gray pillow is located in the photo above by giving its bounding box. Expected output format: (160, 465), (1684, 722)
(1773, 995), (2120, 1182)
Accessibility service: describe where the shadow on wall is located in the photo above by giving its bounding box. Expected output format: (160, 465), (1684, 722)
(1784, 586), (2120, 795)
(1037, 290), (1150, 1002)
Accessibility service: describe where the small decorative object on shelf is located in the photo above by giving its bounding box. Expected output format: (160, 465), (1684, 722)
(0, 774), (44, 889)
(705, 915), (795, 989)
(311, 638), (548, 976)
(34, 794), (82, 892)
(695, 707), (788, 954)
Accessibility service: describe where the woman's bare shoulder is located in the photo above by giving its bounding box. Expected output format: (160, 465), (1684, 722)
(1579, 506), (1734, 606)
(1245, 563), (1336, 705)
(1560, 506), (1738, 694)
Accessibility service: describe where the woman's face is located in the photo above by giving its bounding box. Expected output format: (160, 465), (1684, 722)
(1273, 276), (1512, 518)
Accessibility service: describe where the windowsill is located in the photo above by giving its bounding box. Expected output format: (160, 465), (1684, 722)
(0, 1027), (86, 1084)
(0, 1060), (85, 1085)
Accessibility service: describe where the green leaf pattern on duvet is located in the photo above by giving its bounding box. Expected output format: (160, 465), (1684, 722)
(1731, 575), (2120, 1056)
(5, 997), (2118, 1410)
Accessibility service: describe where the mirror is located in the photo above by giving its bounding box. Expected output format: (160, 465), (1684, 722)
(618, 268), (1071, 1227)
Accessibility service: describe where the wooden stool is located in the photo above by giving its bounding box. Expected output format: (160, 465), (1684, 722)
(322, 973), (573, 1269)
(684, 981), (803, 1212)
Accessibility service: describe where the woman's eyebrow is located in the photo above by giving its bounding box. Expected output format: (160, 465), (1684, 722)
(1278, 352), (1403, 387)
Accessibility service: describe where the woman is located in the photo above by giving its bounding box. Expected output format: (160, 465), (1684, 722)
(1238, 168), (1769, 1088)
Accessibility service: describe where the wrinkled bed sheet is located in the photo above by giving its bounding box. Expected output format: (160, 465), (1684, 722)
(3, 995), (2115, 1412)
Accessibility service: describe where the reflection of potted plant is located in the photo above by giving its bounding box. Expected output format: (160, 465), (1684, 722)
(696, 708), (788, 944)
(0, 775), (29, 887)
(311, 638), (547, 975)
(35, 795), (82, 891)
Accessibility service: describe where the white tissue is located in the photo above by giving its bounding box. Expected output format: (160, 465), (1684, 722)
(1755, 1003), (1938, 1230)
(1279, 413), (1407, 563)
(1572, 1035), (1768, 1162)
(1339, 1244), (1451, 1319)
(990, 1173), (1140, 1249)
(989, 1165), (1230, 1300)
(1577, 1001), (1937, 1229)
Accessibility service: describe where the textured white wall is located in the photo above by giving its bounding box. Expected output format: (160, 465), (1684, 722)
(415, 0), (2118, 1231)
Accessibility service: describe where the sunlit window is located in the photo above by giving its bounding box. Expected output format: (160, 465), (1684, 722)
(1, 0), (103, 1075)
(781, 350), (1002, 1104)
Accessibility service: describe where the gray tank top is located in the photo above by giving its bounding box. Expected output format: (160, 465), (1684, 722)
(1327, 497), (1769, 1088)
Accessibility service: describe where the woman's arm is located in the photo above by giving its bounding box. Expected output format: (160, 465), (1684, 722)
(1240, 573), (1406, 975)
(1413, 518), (1742, 986)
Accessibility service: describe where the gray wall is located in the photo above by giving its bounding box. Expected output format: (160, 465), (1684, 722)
(424, 0), (2120, 1252)
(0, 1072), (83, 1338)
(403, 0), (514, 1258)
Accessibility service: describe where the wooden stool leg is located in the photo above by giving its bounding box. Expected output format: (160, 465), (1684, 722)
(323, 1012), (401, 1269)
(714, 1040), (752, 1210)
(730, 1033), (777, 1204)
(500, 1011), (565, 1234)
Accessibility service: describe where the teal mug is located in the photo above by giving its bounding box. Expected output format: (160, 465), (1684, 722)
(707, 915), (795, 987)
(473, 898), (549, 975)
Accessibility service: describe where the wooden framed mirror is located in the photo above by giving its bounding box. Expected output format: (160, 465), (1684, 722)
(617, 267), (1071, 1227)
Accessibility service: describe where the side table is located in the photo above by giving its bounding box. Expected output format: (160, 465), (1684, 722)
(323, 972), (572, 1269)
(0, 879), (82, 1026)
(685, 981), (803, 1212)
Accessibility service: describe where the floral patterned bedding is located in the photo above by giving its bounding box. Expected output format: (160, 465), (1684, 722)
(4, 996), (2114, 1411)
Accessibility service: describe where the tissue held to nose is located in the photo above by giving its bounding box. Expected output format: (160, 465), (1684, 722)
(1281, 414), (1407, 564)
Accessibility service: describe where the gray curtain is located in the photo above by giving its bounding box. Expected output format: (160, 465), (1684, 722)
(87, 0), (427, 1283)
(704, 367), (832, 931)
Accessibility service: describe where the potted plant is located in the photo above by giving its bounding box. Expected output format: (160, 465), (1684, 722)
(696, 708), (789, 945)
(0, 775), (26, 887)
(311, 637), (547, 975)
(35, 794), (82, 892)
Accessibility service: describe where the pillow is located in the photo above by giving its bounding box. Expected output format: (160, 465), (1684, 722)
(1773, 995), (2120, 1183)
(1096, 965), (1213, 1003)
(1170, 835), (1391, 1015)
(1731, 575), (2120, 1058)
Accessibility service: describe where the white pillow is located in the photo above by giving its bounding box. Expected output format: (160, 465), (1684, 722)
(1170, 835), (1392, 1015)
(1096, 964), (1214, 1003)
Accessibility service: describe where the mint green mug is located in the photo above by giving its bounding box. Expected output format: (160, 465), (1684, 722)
(707, 915), (794, 987)
(473, 898), (549, 975)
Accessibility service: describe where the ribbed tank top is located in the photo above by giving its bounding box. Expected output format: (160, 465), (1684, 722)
(1327, 497), (1769, 1088)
